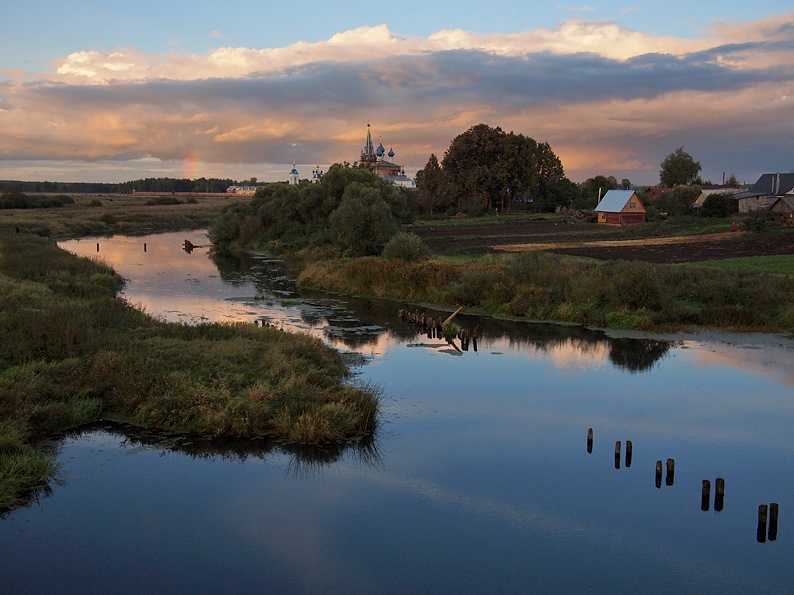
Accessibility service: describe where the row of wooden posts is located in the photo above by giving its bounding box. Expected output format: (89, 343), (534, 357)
(399, 307), (479, 352)
(588, 428), (780, 543)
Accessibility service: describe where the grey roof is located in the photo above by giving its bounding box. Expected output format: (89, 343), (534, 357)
(594, 189), (637, 212)
(734, 173), (794, 199)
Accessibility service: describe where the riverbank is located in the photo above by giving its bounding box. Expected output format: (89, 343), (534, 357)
(297, 250), (794, 334)
(0, 229), (379, 513)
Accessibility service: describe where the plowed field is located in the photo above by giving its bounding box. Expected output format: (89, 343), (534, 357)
(410, 220), (794, 263)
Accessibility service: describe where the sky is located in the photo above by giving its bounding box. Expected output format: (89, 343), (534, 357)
(1, 1), (793, 186)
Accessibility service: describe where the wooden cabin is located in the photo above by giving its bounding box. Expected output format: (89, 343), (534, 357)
(594, 190), (646, 225)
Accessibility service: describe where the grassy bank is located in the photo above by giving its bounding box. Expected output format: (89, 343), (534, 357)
(298, 251), (794, 333)
(0, 230), (379, 513)
(0, 196), (232, 238)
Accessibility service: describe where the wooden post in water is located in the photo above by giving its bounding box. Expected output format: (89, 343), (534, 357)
(586, 428), (593, 454)
(143, 242), (147, 252)
(665, 458), (675, 486)
(714, 477), (725, 512)
(614, 441), (621, 469)
(655, 460), (663, 489)
(769, 503), (779, 542)
(625, 440), (632, 468)
(443, 306), (464, 326)
(758, 504), (768, 543)
(96, 242), (100, 252)
(701, 480), (711, 512)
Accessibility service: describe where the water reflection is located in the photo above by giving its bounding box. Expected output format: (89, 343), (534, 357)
(58, 420), (381, 476)
(63, 231), (674, 373)
(2, 230), (788, 592)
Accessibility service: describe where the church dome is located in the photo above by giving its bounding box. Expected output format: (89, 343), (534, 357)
(388, 147), (395, 158)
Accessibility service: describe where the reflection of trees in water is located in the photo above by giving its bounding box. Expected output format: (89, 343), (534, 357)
(404, 313), (673, 373)
(58, 421), (382, 476)
(209, 250), (672, 373)
(607, 338), (673, 373)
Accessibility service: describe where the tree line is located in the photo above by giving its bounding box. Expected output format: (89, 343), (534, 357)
(210, 163), (418, 257)
(416, 127), (740, 217)
(416, 124), (576, 215)
(0, 177), (243, 195)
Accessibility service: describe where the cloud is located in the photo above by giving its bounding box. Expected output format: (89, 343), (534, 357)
(2, 14), (794, 184)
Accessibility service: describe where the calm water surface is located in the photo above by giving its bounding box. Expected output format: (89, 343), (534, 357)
(2, 230), (794, 594)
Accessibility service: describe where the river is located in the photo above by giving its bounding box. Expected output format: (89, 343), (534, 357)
(2, 230), (793, 594)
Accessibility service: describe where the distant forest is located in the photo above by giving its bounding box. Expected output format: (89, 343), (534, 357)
(0, 177), (243, 194)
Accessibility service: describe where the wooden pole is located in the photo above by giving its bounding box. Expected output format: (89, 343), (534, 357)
(655, 460), (663, 489)
(758, 504), (768, 543)
(614, 441), (621, 469)
(714, 477), (725, 512)
(96, 242), (100, 252)
(701, 480), (711, 512)
(586, 428), (593, 454)
(625, 440), (632, 468)
(442, 306), (464, 326)
(769, 503), (779, 541)
(665, 458), (675, 487)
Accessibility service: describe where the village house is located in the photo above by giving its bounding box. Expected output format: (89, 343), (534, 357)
(733, 173), (794, 213)
(693, 185), (743, 208)
(770, 195), (794, 225)
(594, 189), (646, 225)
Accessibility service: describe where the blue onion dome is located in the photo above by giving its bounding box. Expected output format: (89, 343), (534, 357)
(388, 147), (395, 158)
(376, 143), (385, 157)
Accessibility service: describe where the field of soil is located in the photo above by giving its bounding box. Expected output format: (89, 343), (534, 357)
(411, 219), (794, 263)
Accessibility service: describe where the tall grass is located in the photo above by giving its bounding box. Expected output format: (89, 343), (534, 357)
(299, 251), (794, 333)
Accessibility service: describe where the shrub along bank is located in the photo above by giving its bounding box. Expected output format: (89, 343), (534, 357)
(0, 231), (379, 514)
(298, 251), (794, 333)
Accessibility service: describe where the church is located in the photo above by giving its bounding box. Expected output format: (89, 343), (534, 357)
(359, 123), (415, 188)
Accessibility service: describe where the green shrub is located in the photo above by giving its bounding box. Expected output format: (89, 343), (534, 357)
(382, 232), (430, 261)
(700, 193), (738, 218)
(330, 184), (397, 256)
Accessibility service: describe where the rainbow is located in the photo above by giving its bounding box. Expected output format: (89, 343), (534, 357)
(182, 149), (202, 180)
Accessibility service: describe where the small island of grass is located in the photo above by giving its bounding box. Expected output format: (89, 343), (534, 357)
(0, 229), (379, 514)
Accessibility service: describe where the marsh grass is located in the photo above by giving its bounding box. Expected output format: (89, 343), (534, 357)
(0, 230), (380, 514)
(0, 197), (230, 239)
(299, 251), (794, 333)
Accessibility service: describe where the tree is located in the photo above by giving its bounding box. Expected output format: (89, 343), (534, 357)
(439, 124), (567, 213)
(329, 183), (398, 256)
(417, 153), (443, 215)
(660, 147), (701, 187)
(579, 175), (618, 208)
(441, 124), (509, 211)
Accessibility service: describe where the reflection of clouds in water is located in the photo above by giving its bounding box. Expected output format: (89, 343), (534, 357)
(688, 340), (794, 388)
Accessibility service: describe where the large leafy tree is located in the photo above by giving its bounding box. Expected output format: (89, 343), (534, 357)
(659, 147), (701, 187)
(441, 124), (510, 211)
(439, 124), (568, 213)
